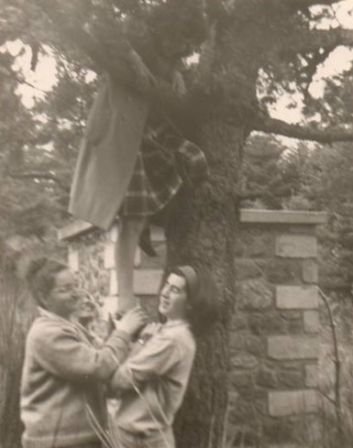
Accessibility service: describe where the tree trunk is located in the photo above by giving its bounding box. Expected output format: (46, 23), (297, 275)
(167, 121), (249, 448)
(0, 247), (36, 448)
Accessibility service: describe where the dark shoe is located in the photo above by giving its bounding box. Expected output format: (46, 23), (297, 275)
(139, 224), (157, 257)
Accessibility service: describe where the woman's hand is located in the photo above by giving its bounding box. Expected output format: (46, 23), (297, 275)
(115, 307), (148, 337)
(132, 322), (162, 352)
(140, 322), (162, 341)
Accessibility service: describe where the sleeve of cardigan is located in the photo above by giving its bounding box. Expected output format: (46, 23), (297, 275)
(30, 320), (131, 382)
(110, 335), (181, 391)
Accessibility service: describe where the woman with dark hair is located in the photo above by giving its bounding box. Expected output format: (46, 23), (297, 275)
(20, 257), (147, 448)
(108, 265), (217, 448)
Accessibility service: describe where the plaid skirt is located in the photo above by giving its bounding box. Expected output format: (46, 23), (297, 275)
(119, 144), (182, 217)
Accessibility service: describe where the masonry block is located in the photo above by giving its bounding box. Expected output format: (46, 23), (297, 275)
(305, 364), (318, 387)
(230, 314), (248, 331)
(276, 234), (317, 258)
(262, 417), (299, 446)
(231, 353), (259, 369)
(234, 259), (264, 280)
(104, 242), (141, 269)
(141, 241), (166, 269)
(110, 269), (163, 296)
(270, 445), (303, 448)
(286, 314), (305, 334)
(303, 310), (320, 333)
(277, 369), (304, 388)
(68, 248), (79, 272)
(276, 285), (319, 309)
(302, 259), (319, 283)
(268, 390), (318, 417)
(256, 367), (278, 388)
(248, 311), (286, 335)
(240, 209), (327, 225)
(100, 295), (118, 319)
(104, 242), (115, 269)
(269, 443), (302, 448)
(150, 225), (166, 242)
(239, 279), (273, 310)
(268, 335), (319, 360)
(234, 230), (274, 258)
(265, 259), (301, 284)
(231, 372), (254, 388)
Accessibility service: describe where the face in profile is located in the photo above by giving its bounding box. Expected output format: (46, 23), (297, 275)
(159, 273), (188, 321)
(43, 269), (80, 319)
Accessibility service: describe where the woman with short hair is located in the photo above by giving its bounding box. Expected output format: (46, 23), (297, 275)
(109, 265), (217, 448)
(20, 257), (146, 448)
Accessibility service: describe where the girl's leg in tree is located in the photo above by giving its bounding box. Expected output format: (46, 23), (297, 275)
(115, 216), (146, 314)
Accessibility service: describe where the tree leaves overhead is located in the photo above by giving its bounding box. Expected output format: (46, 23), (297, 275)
(0, 0), (352, 234)
(0, 6), (98, 239)
(18, 0), (351, 136)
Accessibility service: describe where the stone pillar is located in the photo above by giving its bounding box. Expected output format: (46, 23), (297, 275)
(228, 210), (326, 447)
(104, 223), (165, 316)
(58, 220), (165, 318)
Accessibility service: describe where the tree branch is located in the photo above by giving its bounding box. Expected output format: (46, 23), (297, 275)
(254, 116), (353, 143)
(281, 0), (346, 8)
(9, 170), (68, 191)
(281, 28), (353, 55)
(32, 0), (194, 129)
(0, 62), (47, 94)
(32, 0), (155, 94)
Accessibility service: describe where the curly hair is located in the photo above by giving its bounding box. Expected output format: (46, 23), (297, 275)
(25, 257), (67, 308)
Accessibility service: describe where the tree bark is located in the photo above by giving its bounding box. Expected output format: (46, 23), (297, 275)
(254, 116), (353, 143)
(0, 248), (36, 448)
(166, 121), (249, 448)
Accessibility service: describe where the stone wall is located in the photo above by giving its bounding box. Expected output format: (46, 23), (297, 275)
(227, 209), (326, 447)
(59, 209), (327, 447)
(59, 221), (166, 318)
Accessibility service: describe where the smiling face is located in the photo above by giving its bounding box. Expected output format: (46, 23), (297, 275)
(158, 273), (188, 321)
(74, 295), (97, 325)
(43, 269), (79, 319)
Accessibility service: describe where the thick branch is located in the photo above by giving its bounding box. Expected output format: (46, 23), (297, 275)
(32, 0), (193, 128)
(9, 171), (68, 191)
(32, 0), (156, 94)
(0, 62), (46, 93)
(284, 0), (345, 6)
(254, 117), (353, 143)
(291, 28), (353, 53)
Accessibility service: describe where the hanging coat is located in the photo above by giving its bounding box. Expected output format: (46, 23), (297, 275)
(69, 76), (149, 230)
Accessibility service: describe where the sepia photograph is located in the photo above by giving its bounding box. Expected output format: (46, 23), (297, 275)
(1, 1), (353, 447)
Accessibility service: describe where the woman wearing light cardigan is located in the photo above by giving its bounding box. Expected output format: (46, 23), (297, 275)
(20, 257), (146, 448)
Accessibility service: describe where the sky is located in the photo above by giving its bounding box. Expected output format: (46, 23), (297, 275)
(271, 0), (353, 123)
(3, 0), (353, 119)
(271, 44), (353, 124)
(5, 41), (57, 108)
